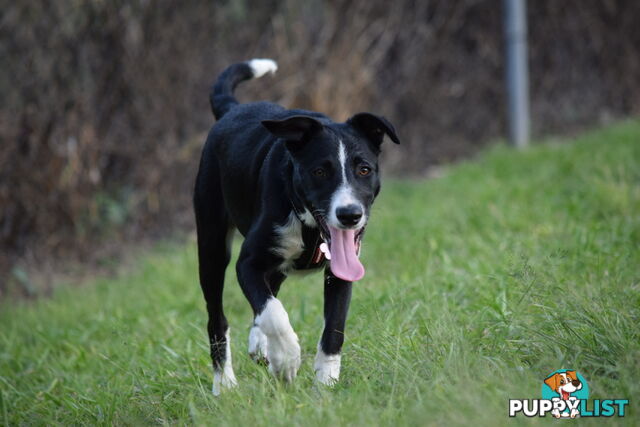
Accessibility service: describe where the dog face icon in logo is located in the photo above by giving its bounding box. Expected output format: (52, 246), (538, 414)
(542, 370), (589, 418)
(545, 371), (582, 400)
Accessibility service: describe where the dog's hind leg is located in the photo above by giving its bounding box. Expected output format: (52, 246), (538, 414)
(314, 270), (353, 385)
(194, 157), (237, 396)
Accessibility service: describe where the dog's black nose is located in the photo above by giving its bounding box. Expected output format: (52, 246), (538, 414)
(572, 379), (581, 387)
(336, 204), (363, 227)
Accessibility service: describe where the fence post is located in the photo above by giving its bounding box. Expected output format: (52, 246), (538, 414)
(504, 0), (530, 148)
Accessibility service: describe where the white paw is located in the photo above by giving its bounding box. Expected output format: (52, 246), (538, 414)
(248, 325), (268, 364)
(314, 348), (341, 386)
(211, 329), (238, 396)
(255, 298), (301, 382)
(266, 331), (301, 382)
(212, 366), (238, 396)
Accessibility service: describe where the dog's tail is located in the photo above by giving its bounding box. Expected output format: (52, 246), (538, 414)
(210, 58), (278, 120)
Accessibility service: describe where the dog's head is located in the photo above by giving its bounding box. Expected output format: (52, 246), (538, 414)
(262, 113), (400, 281)
(544, 371), (582, 400)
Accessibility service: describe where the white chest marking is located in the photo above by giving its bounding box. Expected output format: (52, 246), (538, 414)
(272, 212), (305, 271)
(299, 208), (317, 227)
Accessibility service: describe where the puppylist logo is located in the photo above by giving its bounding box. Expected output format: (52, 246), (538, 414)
(509, 369), (629, 418)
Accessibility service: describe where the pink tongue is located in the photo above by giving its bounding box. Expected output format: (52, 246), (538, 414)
(328, 226), (365, 282)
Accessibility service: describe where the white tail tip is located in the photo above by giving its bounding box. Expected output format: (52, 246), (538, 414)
(248, 58), (278, 78)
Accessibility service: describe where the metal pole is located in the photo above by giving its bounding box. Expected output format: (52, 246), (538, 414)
(504, 0), (530, 148)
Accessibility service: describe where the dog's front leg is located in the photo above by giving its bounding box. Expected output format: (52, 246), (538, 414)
(248, 270), (285, 365)
(237, 245), (300, 382)
(315, 269), (353, 385)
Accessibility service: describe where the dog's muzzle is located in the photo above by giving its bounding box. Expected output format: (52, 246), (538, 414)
(311, 210), (365, 254)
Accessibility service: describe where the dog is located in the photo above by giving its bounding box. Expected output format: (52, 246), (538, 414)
(193, 58), (400, 395)
(544, 370), (583, 418)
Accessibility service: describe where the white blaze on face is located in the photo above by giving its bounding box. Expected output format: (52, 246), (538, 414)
(338, 140), (348, 183)
(328, 140), (366, 229)
(326, 140), (367, 282)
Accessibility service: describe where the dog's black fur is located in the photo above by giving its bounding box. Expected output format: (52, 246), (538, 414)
(194, 59), (399, 389)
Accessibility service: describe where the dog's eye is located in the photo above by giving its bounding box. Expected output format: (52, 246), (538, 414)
(312, 168), (326, 178)
(358, 165), (372, 176)
(560, 379), (565, 385)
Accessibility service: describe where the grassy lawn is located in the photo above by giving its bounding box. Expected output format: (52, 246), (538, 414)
(1, 121), (639, 426)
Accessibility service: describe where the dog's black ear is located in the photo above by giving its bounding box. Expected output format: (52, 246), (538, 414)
(347, 112), (400, 148)
(261, 116), (324, 146)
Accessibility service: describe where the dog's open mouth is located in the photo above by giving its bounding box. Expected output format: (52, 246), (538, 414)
(561, 390), (570, 400)
(312, 212), (366, 282)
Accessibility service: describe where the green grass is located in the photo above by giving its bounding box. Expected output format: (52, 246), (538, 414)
(1, 121), (639, 426)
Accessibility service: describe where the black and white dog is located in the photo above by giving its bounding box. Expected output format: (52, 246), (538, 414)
(194, 59), (399, 395)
